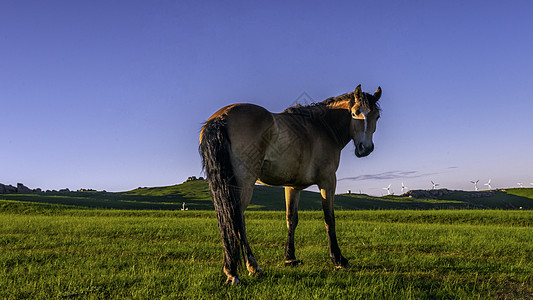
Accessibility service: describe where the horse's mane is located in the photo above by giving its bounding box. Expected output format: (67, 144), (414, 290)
(282, 91), (380, 116)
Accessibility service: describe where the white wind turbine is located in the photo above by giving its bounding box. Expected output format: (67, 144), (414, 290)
(470, 180), (479, 191)
(431, 181), (439, 190)
(484, 179), (492, 190)
(401, 182), (408, 194)
(383, 184), (392, 195)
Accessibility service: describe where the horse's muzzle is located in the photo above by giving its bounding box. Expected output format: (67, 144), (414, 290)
(355, 142), (374, 157)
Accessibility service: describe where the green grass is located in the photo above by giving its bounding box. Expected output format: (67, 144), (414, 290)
(1, 201), (532, 299)
(507, 188), (533, 199)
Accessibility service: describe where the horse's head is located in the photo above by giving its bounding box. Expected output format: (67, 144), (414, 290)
(349, 84), (381, 157)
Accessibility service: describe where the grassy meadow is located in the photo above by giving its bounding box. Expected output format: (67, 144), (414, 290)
(1, 198), (532, 299)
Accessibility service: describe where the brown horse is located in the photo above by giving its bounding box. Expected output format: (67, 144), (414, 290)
(199, 84), (381, 284)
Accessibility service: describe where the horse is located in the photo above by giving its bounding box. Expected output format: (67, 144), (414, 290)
(199, 84), (382, 285)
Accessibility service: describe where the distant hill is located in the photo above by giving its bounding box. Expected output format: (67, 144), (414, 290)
(1, 180), (532, 210)
(125, 181), (533, 210)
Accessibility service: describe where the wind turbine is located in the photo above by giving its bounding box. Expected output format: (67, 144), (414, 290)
(431, 181), (439, 190)
(470, 180), (479, 191)
(484, 179), (492, 190)
(401, 182), (408, 193)
(383, 184), (392, 195)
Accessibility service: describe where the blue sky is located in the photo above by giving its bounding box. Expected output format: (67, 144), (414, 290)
(1, 1), (532, 195)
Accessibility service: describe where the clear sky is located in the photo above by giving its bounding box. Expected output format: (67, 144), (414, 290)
(2, 1), (533, 195)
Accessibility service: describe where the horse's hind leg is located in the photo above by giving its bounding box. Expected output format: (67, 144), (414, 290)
(237, 182), (263, 276)
(284, 187), (303, 266)
(220, 182), (261, 284)
(241, 220), (263, 276)
(225, 108), (273, 279)
(230, 149), (264, 277)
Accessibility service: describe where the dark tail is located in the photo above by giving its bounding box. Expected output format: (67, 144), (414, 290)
(199, 117), (243, 275)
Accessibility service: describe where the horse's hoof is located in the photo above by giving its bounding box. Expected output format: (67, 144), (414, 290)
(335, 263), (351, 269)
(248, 266), (263, 277)
(284, 259), (303, 267)
(334, 257), (351, 269)
(225, 276), (241, 285)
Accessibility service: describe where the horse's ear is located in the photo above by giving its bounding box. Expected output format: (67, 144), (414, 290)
(354, 84), (362, 99)
(352, 84), (362, 106)
(374, 86), (382, 101)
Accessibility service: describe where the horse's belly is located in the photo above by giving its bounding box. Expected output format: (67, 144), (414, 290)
(257, 159), (314, 188)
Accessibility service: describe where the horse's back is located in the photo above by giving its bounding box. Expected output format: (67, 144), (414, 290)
(203, 103), (274, 138)
(207, 103), (274, 135)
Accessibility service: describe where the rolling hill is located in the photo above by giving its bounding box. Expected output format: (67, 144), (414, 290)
(2, 180), (531, 211)
(126, 180), (533, 210)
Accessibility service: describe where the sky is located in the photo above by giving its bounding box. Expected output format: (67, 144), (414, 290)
(1, 0), (533, 196)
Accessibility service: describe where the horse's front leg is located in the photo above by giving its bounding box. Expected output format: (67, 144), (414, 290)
(284, 187), (303, 266)
(319, 176), (350, 268)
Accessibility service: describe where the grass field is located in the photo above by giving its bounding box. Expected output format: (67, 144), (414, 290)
(1, 200), (532, 299)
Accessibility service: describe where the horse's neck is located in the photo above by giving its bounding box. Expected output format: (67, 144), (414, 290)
(322, 107), (352, 148)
